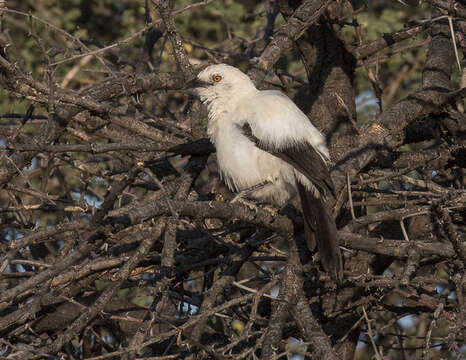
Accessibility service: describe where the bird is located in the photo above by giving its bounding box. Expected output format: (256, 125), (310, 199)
(186, 64), (343, 282)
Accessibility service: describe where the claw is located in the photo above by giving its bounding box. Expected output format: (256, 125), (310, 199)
(231, 196), (258, 213)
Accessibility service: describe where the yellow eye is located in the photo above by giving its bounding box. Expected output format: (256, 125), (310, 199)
(212, 74), (222, 82)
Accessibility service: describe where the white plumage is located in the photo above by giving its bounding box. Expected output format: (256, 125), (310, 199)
(189, 64), (342, 281)
(196, 64), (328, 205)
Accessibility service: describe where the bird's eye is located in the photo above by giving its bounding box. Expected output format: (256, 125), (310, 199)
(212, 74), (222, 82)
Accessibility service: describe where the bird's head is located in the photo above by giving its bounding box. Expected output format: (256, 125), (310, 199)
(185, 64), (257, 105)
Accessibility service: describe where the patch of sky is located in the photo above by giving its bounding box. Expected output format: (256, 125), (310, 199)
(90, 176), (106, 185)
(71, 190), (82, 201)
(26, 297), (36, 304)
(84, 193), (103, 208)
(356, 340), (366, 350)
(71, 190), (103, 208)
(356, 90), (379, 118)
(142, 273), (157, 281)
(397, 315), (414, 328)
(86, 331), (96, 346)
(382, 268), (393, 277)
(257, 265), (271, 279)
(357, 332), (368, 349)
(0, 344), (8, 357)
(286, 337), (307, 360)
(102, 333), (116, 346)
(23, 156), (38, 171)
(1, 227), (23, 242)
(270, 285), (280, 298)
(179, 301), (199, 316)
(15, 264), (26, 273)
(57, 240), (65, 250)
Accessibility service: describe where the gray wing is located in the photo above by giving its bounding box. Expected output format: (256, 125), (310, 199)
(239, 123), (342, 282)
(240, 123), (335, 198)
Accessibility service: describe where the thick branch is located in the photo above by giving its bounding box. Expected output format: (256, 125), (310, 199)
(248, 0), (333, 84)
(339, 232), (456, 259)
(106, 199), (294, 239)
(424, 0), (466, 19)
(331, 87), (466, 190)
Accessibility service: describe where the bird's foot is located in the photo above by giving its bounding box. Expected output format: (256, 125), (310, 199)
(231, 195), (259, 212)
(231, 182), (272, 213)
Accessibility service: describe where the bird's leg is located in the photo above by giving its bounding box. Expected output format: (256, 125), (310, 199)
(231, 196), (258, 211)
(231, 182), (272, 212)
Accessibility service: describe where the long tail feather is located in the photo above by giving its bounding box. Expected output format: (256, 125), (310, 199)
(297, 182), (343, 282)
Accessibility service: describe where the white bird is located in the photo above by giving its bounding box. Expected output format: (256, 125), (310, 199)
(187, 64), (342, 281)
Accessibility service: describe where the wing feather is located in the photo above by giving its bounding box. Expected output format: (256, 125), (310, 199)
(240, 123), (335, 198)
(237, 93), (343, 281)
(240, 90), (330, 160)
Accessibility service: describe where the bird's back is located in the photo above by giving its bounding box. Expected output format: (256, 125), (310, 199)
(241, 90), (330, 161)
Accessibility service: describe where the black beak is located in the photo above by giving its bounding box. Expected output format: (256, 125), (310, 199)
(184, 78), (210, 90)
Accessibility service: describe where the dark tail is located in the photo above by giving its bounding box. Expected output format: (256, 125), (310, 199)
(297, 182), (343, 283)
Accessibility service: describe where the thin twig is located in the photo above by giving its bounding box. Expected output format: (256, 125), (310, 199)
(400, 219), (410, 242)
(335, 93), (361, 135)
(143, 168), (177, 217)
(448, 16), (462, 73)
(232, 281), (280, 301)
(362, 306), (383, 360)
(347, 172), (356, 220)
(422, 302), (444, 360)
